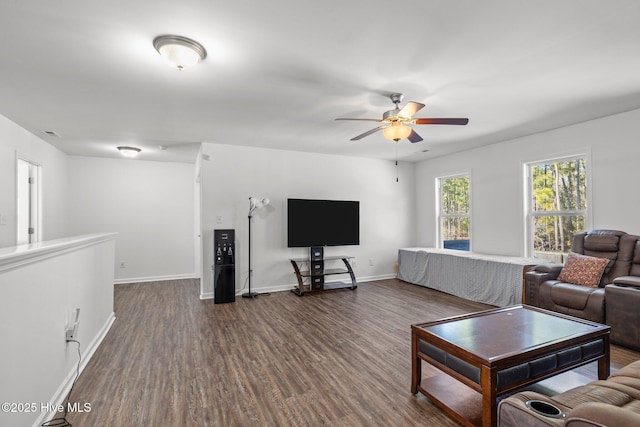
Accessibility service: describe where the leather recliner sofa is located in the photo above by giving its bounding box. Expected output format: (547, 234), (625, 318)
(524, 230), (640, 350)
(498, 360), (640, 426)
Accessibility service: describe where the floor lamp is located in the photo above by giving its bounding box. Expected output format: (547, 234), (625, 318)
(242, 196), (270, 298)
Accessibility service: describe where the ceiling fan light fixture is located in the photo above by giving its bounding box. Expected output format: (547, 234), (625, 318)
(153, 35), (207, 71)
(337, 93), (467, 142)
(117, 146), (142, 158)
(383, 124), (412, 141)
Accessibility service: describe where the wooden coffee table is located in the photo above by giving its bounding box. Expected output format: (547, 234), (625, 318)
(411, 305), (610, 427)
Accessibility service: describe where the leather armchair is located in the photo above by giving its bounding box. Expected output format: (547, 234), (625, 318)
(524, 230), (640, 348)
(605, 239), (640, 350)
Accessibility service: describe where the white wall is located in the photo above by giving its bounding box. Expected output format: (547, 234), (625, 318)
(200, 143), (416, 298)
(416, 108), (640, 256)
(0, 112), (197, 282)
(68, 156), (196, 282)
(0, 114), (69, 248)
(0, 233), (116, 427)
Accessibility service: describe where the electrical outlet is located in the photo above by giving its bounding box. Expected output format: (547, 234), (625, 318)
(65, 308), (80, 342)
(369, 258), (375, 266)
(119, 261), (126, 268)
(351, 258), (356, 268)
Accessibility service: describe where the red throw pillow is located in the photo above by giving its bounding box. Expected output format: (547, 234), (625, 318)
(557, 252), (610, 287)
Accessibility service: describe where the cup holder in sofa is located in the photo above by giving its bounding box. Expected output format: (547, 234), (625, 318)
(525, 400), (565, 419)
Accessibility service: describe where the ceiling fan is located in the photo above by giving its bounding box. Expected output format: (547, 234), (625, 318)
(336, 93), (469, 143)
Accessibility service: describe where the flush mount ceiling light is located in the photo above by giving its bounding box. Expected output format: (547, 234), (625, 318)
(117, 146), (141, 158)
(153, 35), (207, 71)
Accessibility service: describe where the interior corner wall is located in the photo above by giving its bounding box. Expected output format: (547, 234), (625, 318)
(0, 114), (69, 248)
(416, 108), (640, 256)
(199, 143), (416, 298)
(67, 156), (196, 283)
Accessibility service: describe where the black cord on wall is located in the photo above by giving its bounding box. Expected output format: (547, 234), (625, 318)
(42, 340), (82, 427)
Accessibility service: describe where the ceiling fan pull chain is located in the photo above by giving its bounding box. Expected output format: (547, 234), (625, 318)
(396, 141), (399, 183)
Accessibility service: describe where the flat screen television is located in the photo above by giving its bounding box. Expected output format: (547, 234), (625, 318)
(287, 198), (359, 247)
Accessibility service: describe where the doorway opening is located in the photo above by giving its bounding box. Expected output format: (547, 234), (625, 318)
(16, 158), (41, 245)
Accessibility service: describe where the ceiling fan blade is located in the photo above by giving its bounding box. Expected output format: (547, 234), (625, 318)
(350, 125), (387, 141)
(335, 118), (382, 122)
(407, 129), (423, 143)
(413, 118), (469, 125)
(398, 102), (425, 119)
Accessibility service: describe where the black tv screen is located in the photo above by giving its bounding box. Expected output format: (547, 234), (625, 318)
(287, 198), (360, 247)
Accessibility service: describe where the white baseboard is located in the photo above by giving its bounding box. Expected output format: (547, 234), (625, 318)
(201, 274), (396, 300)
(114, 273), (196, 285)
(33, 312), (116, 427)
(241, 282), (295, 295)
(356, 273), (396, 282)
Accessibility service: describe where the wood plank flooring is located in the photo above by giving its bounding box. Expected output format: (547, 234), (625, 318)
(58, 279), (639, 426)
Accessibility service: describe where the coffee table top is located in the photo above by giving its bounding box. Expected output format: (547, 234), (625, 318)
(413, 305), (609, 361)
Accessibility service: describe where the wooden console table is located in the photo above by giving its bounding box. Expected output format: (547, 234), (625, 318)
(290, 255), (357, 296)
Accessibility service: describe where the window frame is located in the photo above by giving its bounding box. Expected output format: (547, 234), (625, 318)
(436, 172), (472, 251)
(523, 153), (592, 259)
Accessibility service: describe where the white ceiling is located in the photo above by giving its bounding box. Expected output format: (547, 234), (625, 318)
(2, 1), (640, 163)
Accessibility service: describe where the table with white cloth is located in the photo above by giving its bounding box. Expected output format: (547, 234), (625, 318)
(397, 248), (538, 307)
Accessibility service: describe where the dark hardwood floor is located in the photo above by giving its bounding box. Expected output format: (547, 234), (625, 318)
(58, 279), (639, 426)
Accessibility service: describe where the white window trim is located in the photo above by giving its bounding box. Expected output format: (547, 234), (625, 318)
(523, 152), (592, 258)
(436, 172), (472, 251)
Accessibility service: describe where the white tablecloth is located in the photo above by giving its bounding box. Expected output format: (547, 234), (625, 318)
(397, 248), (537, 307)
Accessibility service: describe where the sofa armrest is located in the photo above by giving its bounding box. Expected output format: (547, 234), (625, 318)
(532, 263), (564, 276)
(524, 263), (563, 306)
(566, 402), (640, 427)
(498, 391), (568, 427)
(612, 276), (640, 288)
(604, 283), (640, 350)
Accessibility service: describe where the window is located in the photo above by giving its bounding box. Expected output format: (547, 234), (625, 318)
(525, 155), (587, 261)
(437, 174), (470, 251)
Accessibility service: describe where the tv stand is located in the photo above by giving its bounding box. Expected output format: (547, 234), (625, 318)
(290, 255), (357, 296)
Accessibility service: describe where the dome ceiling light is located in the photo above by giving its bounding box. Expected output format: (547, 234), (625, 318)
(117, 146), (141, 158)
(153, 35), (207, 71)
